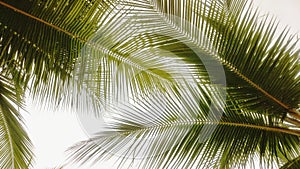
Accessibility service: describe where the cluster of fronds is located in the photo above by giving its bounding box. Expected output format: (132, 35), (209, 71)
(0, 0), (299, 168)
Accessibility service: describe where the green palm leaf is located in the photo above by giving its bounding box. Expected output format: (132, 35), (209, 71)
(153, 0), (300, 116)
(0, 0), (110, 106)
(68, 84), (300, 168)
(0, 0), (109, 167)
(281, 156), (300, 169)
(68, 1), (218, 115)
(0, 73), (33, 169)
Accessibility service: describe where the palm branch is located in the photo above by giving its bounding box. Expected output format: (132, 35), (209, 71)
(0, 72), (33, 168)
(0, 0), (107, 168)
(68, 84), (300, 168)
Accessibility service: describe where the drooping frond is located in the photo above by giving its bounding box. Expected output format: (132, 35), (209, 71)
(72, 2), (216, 112)
(152, 0), (300, 116)
(0, 0), (111, 166)
(68, 83), (300, 169)
(0, 0), (111, 106)
(0, 73), (33, 169)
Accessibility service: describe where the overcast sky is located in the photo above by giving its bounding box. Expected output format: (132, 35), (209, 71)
(22, 0), (300, 169)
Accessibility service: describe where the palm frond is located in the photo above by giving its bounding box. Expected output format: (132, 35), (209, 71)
(280, 156), (300, 169)
(152, 0), (300, 116)
(0, 0), (111, 105)
(0, 0), (110, 166)
(0, 73), (33, 169)
(61, 0), (299, 120)
(67, 83), (300, 169)
(72, 3), (213, 110)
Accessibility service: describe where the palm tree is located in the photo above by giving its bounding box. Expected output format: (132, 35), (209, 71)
(0, 0), (299, 168)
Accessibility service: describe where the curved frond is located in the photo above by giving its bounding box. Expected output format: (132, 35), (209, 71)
(0, 0), (109, 166)
(68, 84), (300, 169)
(0, 0), (111, 106)
(72, 2), (215, 111)
(152, 0), (300, 116)
(0, 73), (33, 169)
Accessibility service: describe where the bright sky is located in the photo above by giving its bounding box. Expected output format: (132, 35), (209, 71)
(22, 0), (300, 169)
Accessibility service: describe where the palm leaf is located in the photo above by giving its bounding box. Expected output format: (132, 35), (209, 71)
(0, 0), (110, 106)
(0, 73), (33, 169)
(67, 84), (300, 168)
(153, 0), (300, 117)
(68, 0), (299, 119)
(0, 0), (109, 167)
(72, 7), (212, 110)
(281, 156), (300, 169)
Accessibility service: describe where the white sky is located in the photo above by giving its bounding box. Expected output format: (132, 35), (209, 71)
(22, 0), (300, 169)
